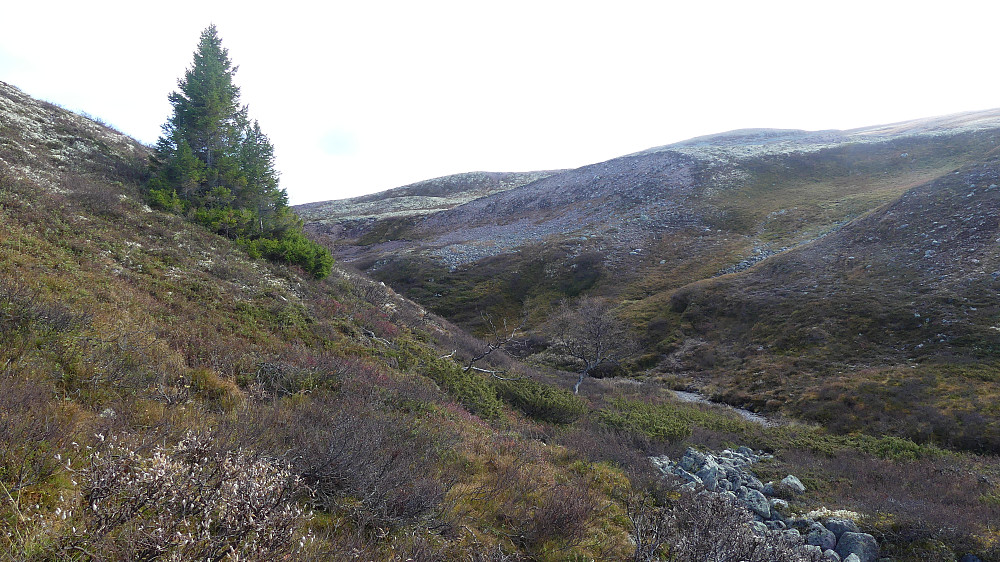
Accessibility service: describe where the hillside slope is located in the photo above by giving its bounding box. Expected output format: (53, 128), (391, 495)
(304, 110), (1000, 332)
(0, 81), (642, 560)
(655, 149), (1000, 450)
(9, 80), (1000, 561)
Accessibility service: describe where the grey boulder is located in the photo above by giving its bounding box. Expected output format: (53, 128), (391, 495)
(824, 517), (860, 538)
(835, 532), (878, 562)
(780, 474), (806, 494)
(806, 522), (837, 551)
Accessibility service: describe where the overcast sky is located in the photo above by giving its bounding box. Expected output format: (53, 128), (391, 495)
(2, 1), (999, 205)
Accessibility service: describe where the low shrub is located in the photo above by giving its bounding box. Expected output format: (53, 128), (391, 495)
(423, 358), (505, 420)
(493, 379), (587, 424)
(51, 431), (310, 561)
(279, 391), (452, 530)
(627, 487), (822, 562)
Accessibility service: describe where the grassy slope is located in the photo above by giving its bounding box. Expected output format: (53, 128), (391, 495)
(646, 147), (1000, 454)
(0, 83), (637, 560)
(6, 83), (1000, 561)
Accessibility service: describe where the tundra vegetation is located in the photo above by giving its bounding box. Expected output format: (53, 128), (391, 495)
(3, 38), (1000, 561)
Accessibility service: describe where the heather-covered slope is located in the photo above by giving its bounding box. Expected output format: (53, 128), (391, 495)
(8, 80), (1000, 561)
(652, 150), (1000, 451)
(305, 110), (1000, 334)
(0, 81), (641, 560)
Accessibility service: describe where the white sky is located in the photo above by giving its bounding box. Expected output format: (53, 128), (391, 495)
(2, 1), (999, 205)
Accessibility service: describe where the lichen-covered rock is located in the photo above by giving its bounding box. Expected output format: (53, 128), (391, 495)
(804, 545), (823, 556)
(745, 488), (771, 519)
(672, 466), (703, 486)
(806, 522), (837, 551)
(679, 447), (707, 472)
(780, 474), (806, 494)
(696, 458), (724, 491)
(835, 532), (878, 562)
(824, 517), (859, 538)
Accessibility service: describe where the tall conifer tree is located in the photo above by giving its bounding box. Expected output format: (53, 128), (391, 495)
(147, 25), (332, 278)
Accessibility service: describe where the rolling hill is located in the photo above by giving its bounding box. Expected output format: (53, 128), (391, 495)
(7, 77), (1000, 561)
(300, 109), (1000, 454)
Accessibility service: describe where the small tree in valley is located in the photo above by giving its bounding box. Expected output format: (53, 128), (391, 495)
(547, 296), (637, 394)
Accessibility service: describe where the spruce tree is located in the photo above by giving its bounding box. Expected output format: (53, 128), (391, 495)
(147, 25), (332, 278)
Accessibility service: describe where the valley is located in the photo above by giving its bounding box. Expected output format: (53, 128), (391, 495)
(4, 76), (1000, 560)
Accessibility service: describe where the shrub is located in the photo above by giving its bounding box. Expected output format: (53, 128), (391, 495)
(280, 391), (451, 529)
(52, 431), (310, 561)
(627, 487), (822, 562)
(598, 398), (752, 443)
(493, 379), (587, 424)
(241, 230), (333, 279)
(0, 373), (73, 495)
(424, 358), (505, 420)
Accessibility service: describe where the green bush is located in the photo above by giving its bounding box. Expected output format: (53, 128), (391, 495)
(241, 231), (333, 279)
(423, 359), (504, 420)
(146, 186), (183, 213)
(494, 379), (587, 424)
(598, 398), (752, 442)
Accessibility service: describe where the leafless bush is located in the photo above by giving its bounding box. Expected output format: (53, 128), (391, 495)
(350, 276), (390, 308)
(281, 391), (450, 530)
(54, 431), (310, 561)
(524, 482), (594, 548)
(628, 487), (822, 562)
(0, 279), (85, 351)
(0, 373), (73, 495)
(64, 175), (127, 219)
(249, 349), (358, 399)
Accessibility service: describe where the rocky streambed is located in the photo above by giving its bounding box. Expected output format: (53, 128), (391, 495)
(651, 447), (879, 562)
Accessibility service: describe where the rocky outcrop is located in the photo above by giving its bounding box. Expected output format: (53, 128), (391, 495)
(651, 447), (879, 562)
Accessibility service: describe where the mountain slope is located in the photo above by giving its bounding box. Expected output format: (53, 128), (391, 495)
(0, 81), (641, 560)
(9, 79), (1000, 561)
(656, 149), (1000, 450)
(303, 110), (1000, 333)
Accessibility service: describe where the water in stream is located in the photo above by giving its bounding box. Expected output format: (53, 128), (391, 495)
(673, 390), (778, 427)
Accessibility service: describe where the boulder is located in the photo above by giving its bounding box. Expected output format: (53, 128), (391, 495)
(824, 517), (859, 538)
(745, 488), (771, 519)
(835, 532), (878, 562)
(780, 474), (806, 494)
(804, 545), (823, 556)
(679, 448), (706, 472)
(672, 467), (703, 486)
(805, 522), (837, 551)
(823, 549), (841, 562)
(696, 459), (724, 491)
(843, 555), (860, 562)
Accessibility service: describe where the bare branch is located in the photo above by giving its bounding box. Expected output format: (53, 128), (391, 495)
(462, 310), (527, 375)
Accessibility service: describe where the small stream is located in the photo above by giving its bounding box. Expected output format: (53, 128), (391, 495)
(673, 390), (779, 427)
